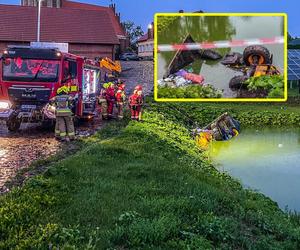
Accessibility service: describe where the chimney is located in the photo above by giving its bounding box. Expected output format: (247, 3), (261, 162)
(147, 22), (153, 40)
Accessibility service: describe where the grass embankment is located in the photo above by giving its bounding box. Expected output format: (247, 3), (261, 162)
(1, 102), (300, 249)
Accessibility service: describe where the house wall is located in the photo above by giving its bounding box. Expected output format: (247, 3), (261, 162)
(69, 43), (115, 59)
(138, 40), (153, 58)
(0, 42), (115, 60)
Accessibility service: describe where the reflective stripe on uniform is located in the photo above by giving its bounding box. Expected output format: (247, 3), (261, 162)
(70, 86), (78, 92)
(60, 132), (67, 137)
(68, 132), (75, 136)
(56, 109), (71, 112)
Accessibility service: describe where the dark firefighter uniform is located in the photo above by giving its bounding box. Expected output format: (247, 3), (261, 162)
(52, 86), (75, 140)
(99, 83), (109, 119)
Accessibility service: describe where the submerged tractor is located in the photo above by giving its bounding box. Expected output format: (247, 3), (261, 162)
(0, 46), (101, 131)
(194, 113), (240, 149)
(222, 45), (281, 90)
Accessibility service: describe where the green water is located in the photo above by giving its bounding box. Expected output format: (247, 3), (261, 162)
(158, 16), (284, 97)
(210, 128), (300, 212)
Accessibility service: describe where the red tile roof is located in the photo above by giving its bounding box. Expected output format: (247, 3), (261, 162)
(0, 4), (120, 44)
(138, 26), (154, 43)
(62, 0), (127, 37)
(138, 33), (150, 43)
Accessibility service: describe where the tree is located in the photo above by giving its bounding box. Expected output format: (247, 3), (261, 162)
(122, 21), (144, 51)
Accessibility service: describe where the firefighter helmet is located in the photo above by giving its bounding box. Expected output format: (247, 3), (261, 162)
(103, 83), (110, 89)
(118, 84), (125, 90)
(57, 86), (69, 95)
(135, 85), (142, 91)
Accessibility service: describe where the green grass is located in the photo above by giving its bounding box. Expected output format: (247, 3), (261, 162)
(288, 88), (300, 98)
(1, 102), (300, 249)
(157, 85), (223, 99)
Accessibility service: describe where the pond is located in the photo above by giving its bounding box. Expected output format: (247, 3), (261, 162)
(210, 128), (300, 212)
(158, 16), (284, 97)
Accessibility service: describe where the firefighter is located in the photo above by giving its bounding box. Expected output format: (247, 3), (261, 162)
(115, 84), (126, 120)
(129, 85), (143, 121)
(115, 79), (125, 88)
(99, 83), (109, 119)
(106, 82), (115, 119)
(51, 86), (75, 141)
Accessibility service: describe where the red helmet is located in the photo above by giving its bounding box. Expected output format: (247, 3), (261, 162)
(118, 84), (125, 91)
(135, 85), (142, 91)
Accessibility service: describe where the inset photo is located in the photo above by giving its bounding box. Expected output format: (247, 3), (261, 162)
(154, 13), (287, 101)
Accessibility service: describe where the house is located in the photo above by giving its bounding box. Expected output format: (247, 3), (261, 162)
(137, 23), (154, 59)
(0, 0), (130, 59)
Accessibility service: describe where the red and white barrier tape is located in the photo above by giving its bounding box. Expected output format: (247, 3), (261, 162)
(157, 36), (284, 52)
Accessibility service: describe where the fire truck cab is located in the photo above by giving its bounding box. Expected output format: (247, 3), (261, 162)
(0, 46), (101, 131)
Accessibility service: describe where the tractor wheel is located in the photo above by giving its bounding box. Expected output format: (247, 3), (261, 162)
(229, 75), (249, 90)
(243, 45), (271, 66)
(6, 117), (21, 132)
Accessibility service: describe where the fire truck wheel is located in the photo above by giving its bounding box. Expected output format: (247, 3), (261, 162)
(41, 120), (55, 130)
(6, 117), (21, 132)
(229, 75), (249, 90)
(243, 45), (271, 66)
(73, 117), (80, 126)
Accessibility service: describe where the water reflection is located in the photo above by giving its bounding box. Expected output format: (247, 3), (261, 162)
(158, 16), (235, 68)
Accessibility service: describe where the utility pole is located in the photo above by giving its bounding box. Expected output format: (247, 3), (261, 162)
(37, 0), (43, 42)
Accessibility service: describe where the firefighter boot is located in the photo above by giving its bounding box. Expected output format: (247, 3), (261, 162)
(130, 106), (137, 120)
(137, 107), (142, 121)
(117, 103), (124, 120)
(65, 116), (75, 140)
(55, 118), (61, 140)
(101, 100), (108, 120)
(107, 101), (114, 119)
(57, 116), (67, 141)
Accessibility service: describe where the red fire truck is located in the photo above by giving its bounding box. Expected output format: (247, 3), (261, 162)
(0, 46), (101, 131)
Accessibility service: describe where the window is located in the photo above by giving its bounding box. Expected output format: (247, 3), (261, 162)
(63, 59), (77, 82)
(2, 57), (59, 82)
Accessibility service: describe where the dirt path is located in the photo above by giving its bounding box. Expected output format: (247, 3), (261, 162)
(0, 118), (102, 193)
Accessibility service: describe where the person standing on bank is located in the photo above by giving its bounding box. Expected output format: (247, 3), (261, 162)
(51, 86), (76, 141)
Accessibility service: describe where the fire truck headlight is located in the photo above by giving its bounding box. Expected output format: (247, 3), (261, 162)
(0, 101), (10, 109)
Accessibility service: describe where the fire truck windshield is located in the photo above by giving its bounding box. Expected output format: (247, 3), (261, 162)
(2, 57), (60, 82)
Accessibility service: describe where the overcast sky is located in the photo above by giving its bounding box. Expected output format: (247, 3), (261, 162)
(1, 0), (299, 36)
